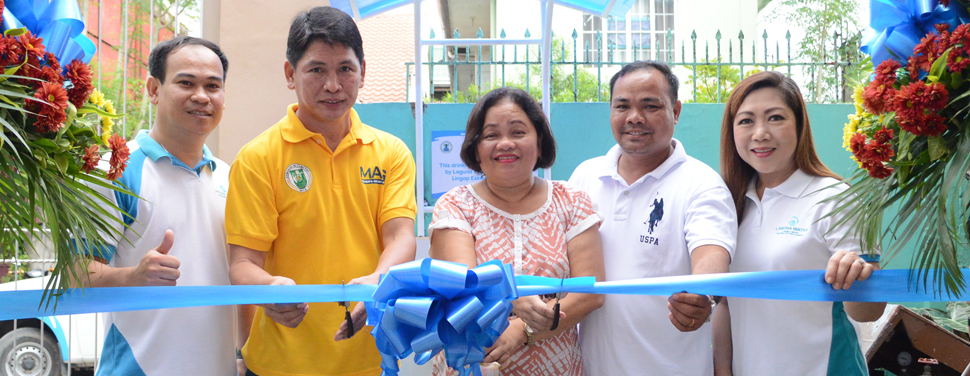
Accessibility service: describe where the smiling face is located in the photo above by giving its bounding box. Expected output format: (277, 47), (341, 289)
(476, 100), (541, 185)
(609, 68), (681, 163)
(148, 44), (225, 137)
(732, 87), (799, 188)
(285, 40), (365, 132)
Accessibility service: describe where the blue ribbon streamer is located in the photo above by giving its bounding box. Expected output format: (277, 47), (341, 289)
(1, 264), (968, 375)
(2, 0), (96, 64)
(861, 0), (969, 68)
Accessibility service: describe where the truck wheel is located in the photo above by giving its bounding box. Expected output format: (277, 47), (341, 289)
(0, 327), (61, 376)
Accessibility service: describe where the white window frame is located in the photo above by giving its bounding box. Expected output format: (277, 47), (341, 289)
(581, 0), (675, 62)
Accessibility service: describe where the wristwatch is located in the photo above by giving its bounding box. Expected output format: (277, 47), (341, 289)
(522, 322), (536, 346)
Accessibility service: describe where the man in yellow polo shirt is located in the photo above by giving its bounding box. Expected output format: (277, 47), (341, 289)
(225, 6), (417, 376)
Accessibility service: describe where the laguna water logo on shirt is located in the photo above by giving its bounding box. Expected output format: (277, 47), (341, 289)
(775, 216), (808, 236)
(361, 166), (387, 185)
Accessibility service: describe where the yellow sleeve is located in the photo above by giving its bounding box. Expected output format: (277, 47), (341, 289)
(226, 145), (279, 252)
(378, 138), (417, 228)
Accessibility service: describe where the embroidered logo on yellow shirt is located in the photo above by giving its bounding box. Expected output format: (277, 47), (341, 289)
(360, 165), (386, 185)
(285, 164), (313, 192)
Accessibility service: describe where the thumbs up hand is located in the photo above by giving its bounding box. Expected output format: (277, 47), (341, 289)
(128, 229), (181, 286)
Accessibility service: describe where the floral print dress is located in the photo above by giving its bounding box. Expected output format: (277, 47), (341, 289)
(427, 180), (601, 376)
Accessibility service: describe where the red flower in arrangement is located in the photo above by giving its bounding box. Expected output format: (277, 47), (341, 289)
(946, 48), (970, 72)
(874, 127), (894, 145)
(106, 134), (129, 181)
(28, 81), (69, 133)
(892, 81), (950, 136)
(907, 55), (920, 78)
(850, 132), (867, 156)
(0, 36), (22, 66)
(934, 25), (954, 58)
(64, 59), (94, 108)
(863, 160), (894, 179)
(44, 52), (59, 72)
(912, 33), (942, 72)
(862, 80), (896, 115)
(864, 140), (895, 162)
(950, 24), (970, 49)
(36, 65), (63, 86)
(897, 110), (949, 137)
(16, 32), (44, 61)
(941, 0), (950, 7)
(81, 145), (100, 173)
(874, 59), (902, 85)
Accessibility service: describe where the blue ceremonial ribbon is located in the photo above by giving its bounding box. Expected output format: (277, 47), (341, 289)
(1, 264), (969, 374)
(2, 0), (96, 64)
(861, 0), (969, 68)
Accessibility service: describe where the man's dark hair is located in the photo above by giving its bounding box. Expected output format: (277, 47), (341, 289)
(460, 87), (557, 173)
(148, 36), (228, 82)
(609, 60), (678, 102)
(287, 7), (364, 67)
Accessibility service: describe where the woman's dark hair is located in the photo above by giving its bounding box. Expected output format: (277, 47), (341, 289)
(720, 71), (839, 222)
(460, 87), (557, 173)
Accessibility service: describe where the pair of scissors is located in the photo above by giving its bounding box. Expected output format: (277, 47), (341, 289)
(549, 278), (565, 331)
(339, 280), (355, 338)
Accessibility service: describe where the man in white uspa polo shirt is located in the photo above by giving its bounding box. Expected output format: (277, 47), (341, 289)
(569, 60), (737, 376)
(77, 36), (235, 376)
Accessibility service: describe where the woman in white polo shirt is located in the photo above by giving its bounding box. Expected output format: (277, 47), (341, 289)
(713, 71), (886, 376)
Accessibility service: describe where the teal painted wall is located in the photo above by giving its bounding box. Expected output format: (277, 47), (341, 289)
(356, 102), (860, 194)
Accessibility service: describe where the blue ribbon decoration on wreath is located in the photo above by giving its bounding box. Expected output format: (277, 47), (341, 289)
(1, 0), (96, 64)
(862, 0), (969, 68)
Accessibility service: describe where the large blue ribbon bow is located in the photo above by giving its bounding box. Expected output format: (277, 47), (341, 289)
(2, 0), (96, 64)
(862, 0), (969, 68)
(366, 258), (517, 376)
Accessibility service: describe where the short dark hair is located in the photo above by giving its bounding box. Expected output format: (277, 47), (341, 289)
(287, 7), (364, 67)
(609, 60), (678, 102)
(460, 87), (557, 173)
(148, 36), (228, 82)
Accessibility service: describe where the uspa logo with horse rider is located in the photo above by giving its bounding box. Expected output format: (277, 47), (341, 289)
(285, 164), (313, 192)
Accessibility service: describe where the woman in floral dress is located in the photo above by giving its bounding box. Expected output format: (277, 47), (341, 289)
(428, 87), (605, 376)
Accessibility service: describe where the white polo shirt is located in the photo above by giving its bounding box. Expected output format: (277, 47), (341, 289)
(88, 130), (235, 376)
(568, 139), (737, 376)
(729, 169), (874, 376)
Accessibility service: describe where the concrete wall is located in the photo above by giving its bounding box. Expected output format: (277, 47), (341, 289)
(204, 0), (323, 160)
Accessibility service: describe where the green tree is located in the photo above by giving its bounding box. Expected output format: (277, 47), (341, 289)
(682, 59), (775, 103)
(771, 0), (864, 103)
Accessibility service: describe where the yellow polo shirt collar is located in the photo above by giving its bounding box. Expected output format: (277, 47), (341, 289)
(280, 104), (376, 145)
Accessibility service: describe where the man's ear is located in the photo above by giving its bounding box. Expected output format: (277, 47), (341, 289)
(672, 100), (682, 124)
(359, 59), (366, 89)
(284, 61), (296, 90)
(147, 76), (161, 105)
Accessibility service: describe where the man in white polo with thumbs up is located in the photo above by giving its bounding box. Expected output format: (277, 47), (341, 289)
(77, 36), (235, 376)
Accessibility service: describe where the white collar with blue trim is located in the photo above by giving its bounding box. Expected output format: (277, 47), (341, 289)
(135, 130), (217, 172)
